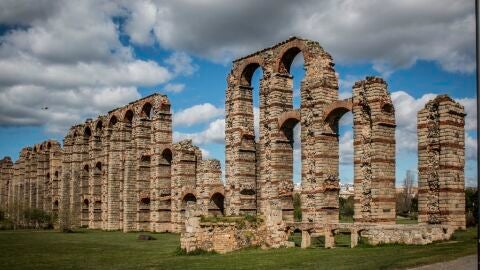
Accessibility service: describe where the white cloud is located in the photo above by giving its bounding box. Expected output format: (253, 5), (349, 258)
(122, 0), (158, 46)
(145, 0), (474, 74)
(163, 83), (185, 93)
(391, 91), (438, 152)
(0, 85), (141, 133)
(339, 130), (353, 165)
(253, 106), (260, 140)
(173, 119), (225, 145)
(465, 133), (477, 161)
(0, 0), (198, 132)
(173, 103), (224, 127)
(164, 51), (198, 76)
(457, 97), (477, 131)
(199, 147), (211, 158)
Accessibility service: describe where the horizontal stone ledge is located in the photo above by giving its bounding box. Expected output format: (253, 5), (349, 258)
(418, 165), (464, 172)
(417, 120), (464, 129)
(418, 187), (464, 194)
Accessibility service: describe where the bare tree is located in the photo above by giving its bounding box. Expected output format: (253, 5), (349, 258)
(396, 170), (416, 216)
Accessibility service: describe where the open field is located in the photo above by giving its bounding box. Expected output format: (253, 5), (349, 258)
(0, 227), (476, 270)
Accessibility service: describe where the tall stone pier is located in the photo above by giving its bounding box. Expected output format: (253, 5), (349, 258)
(417, 95), (466, 229)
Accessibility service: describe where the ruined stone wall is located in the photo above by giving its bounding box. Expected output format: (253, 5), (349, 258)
(198, 159), (224, 217)
(0, 157), (13, 210)
(352, 77), (396, 224)
(225, 37), (340, 224)
(359, 224), (454, 246)
(417, 95), (466, 229)
(61, 93), (173, 231)
(2, 93), (223, 233)
(5, 141), (62, 224)
(181, 201), (290, 254)
(171, 140), (202, 232)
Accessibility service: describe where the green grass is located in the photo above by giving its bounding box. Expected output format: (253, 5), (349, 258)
(396, 216), (419, 224)
(0, 227), (476, 270)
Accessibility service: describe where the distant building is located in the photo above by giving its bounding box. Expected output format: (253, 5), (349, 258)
(339, 183), (354, 199)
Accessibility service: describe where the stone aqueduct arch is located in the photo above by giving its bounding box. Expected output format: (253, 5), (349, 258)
(225, 37), (397, 224)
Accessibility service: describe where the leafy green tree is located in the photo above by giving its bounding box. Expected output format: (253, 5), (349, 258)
(293, 193), (302, 222)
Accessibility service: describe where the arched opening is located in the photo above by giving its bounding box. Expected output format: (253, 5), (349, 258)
(240, 62), (263, 142)
(279, 116), (301, 222)
(140, 197), (151, 208)
(53, 200), (59, 212)
(140, 155), (151, 163)
(96, 120), (103, 131)
(161, 149), (172, 164)
(82, 199), (89, 227)
(54, 171), (59, 178)
(209, 193), (225, 216)
(124, 110), (134, 124)
(93, 200), (102, 222)
(141, 102), (154, 119)
(94, 162), (102, 174)
(157, 148), (172, 225)
(324, 101), (354, 223)
(82, 165), (89, 196)
(139, 197), (151, 225)
(84, 127), (92, 139)
(47, 142), (51, 149)
(108, 115), (118, 127)
(183, 193), (197, 204)
(277, 47), (306, 222)
(288, 228), (303, 247)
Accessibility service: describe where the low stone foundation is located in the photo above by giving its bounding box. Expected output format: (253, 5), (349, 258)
(360, 224), (454, 246)
(181, 201), (292, 254)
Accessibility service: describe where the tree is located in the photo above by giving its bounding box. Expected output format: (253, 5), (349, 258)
(396, 170), (417, 216)
(293, 193), (302, 222)
(465, 187), (478, 227)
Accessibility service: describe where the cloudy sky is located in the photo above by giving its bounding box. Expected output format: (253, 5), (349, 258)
(0, 0), (476, 186)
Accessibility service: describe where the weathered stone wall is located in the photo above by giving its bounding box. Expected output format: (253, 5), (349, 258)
(352, 77), (396, 224)
(60, 93), (173, 231)
(5, 141), (62, 224)
(181, 201), (290, 254)
(359, 224), (454, 246)
(225, 37), (340, 224)
(0, 157), (13, 210)
(3, 93), (224, 233)
(417, 95), (466, 229)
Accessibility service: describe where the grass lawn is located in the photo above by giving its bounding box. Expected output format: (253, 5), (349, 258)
(0, 227), (476, 270)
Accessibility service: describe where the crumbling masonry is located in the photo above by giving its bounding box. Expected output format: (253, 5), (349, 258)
(2, 94), (223, 233)
(0, 37), (466, 251)
(183, 37), (466, 253)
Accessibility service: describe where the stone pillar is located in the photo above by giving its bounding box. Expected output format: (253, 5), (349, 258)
(151, 100), (172, 232)
(301, 231), (311, 248)
(350, 229), (359, 248)
(418, 95), (466, 229)
(123, 120), (136, 232)
(107, 123), (123, 230)
(198, 160), (224, 216)
(352, 77), (396, 224)
(70, 133), (84, 228)
(0, 157), (13, 210)
(225, 78), (257, 216)
(60, 136), (73, 230)
(171, 140), (201, 232)
(324, 228), (335, 248)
